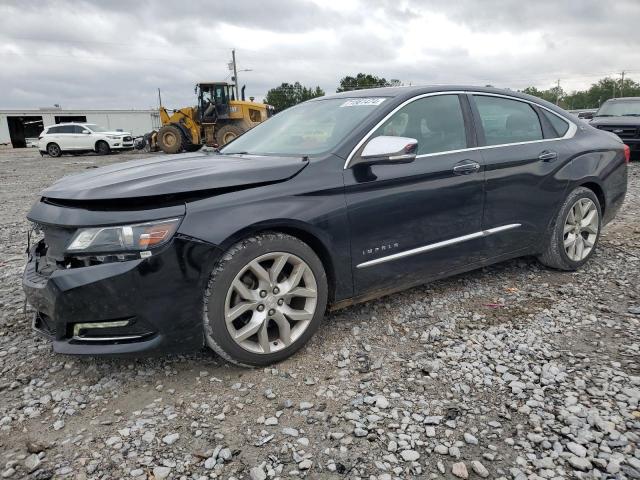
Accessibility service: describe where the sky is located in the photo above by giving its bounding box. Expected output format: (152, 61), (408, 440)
(0, 0), (639, 110)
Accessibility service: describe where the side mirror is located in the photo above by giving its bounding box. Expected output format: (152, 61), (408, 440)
(354, 136), (418, 167)
(82, 130), (91, 134)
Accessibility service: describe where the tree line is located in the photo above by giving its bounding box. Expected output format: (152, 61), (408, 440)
(264, 73), (640, 112)
(522, 77), (640, 110)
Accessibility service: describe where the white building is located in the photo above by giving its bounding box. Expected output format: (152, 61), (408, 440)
(0, 108), (161, 147)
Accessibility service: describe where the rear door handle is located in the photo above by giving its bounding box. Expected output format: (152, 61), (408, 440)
(453, 160), (481, 175)
(538, 150), (558, 162)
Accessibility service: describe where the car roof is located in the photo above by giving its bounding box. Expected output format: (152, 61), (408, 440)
(321, 85), (524, 99)
(314, 84), (569, 116)
(44, 123), (98, 130)
(45, 122), (90, 127)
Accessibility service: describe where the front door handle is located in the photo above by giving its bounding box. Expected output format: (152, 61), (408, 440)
(538, 150), (558, 162)
(453, 160), (481, 175)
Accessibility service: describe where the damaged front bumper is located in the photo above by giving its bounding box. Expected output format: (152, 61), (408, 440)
(23, 235), (221, 355)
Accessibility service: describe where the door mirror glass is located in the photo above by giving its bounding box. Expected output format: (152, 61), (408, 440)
(355, 135), (418, 166)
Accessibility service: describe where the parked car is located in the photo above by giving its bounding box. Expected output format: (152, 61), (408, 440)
(23, 86), (629, 366)
(590, 97), (640, 155)
(568, 109), (597, 120)
(38, 123), (133, 157)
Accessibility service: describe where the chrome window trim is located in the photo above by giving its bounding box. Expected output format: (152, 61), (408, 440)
(343, 91), (577, 169)
(356, 223), (521, 269)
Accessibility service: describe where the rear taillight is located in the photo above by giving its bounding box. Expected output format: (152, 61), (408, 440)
(623, 144), (630, 164)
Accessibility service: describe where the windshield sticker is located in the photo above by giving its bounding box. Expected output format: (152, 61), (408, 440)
(340, 98), (386, 107)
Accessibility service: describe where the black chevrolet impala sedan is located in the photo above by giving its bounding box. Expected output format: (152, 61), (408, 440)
(23, 86), (629, 366)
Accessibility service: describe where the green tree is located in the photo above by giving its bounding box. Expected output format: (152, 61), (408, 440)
(336, 73), (399, 92)
(521, 85), (565, 105)
(521, 76), (640, 109)
(264, 82), (324, 112)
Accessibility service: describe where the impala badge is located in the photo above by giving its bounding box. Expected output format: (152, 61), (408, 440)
(362, 242), (399, 256)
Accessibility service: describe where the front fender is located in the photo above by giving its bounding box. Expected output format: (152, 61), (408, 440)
(177, 161), (353, 301)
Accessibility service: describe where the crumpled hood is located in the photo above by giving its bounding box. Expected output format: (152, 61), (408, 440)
(42, 152), (308, 201)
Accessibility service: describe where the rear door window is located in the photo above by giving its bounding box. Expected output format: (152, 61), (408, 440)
(58, 125), (75, 134)
(474, 95), (543, 145)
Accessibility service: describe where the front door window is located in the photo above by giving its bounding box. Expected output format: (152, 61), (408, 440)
(370, 94), (468, 155)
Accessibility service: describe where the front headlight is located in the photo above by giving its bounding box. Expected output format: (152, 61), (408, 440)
(67, 218), (181, 253)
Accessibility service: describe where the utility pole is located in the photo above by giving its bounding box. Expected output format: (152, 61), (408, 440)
(231, 49), (239, 100)
(157, 88), (162, 108)
(620, 70), (625, 97)
(555, 79), (561, 105)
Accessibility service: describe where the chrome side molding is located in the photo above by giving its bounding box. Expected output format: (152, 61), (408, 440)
(356, 223), (521, 269)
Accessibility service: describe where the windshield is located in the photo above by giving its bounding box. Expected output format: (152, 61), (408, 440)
(595, 100), (640, 117)
(221, 97), (388, 156)
(85, 124), (108, 132)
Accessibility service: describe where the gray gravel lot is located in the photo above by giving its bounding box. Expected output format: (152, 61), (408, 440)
(0, 147), (638, 480)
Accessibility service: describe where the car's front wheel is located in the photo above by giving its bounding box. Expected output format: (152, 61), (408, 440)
(96, 140), (110, 155)
(538, 186), (602, 271)
(47, 143), (61, 157)
(203, 233), (328, 366)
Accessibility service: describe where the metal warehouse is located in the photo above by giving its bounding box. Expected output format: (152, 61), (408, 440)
(0, 108), (161, 148)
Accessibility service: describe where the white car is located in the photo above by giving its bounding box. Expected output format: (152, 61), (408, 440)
(38, 123), (134, 157)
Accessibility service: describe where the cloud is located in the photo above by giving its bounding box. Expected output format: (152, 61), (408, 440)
(0, 0), (637, 109)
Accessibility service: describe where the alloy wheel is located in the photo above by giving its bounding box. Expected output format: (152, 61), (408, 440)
(48, 144), (60, 156)
(563, 198), (599, 261)
(224, 252), (318, 354)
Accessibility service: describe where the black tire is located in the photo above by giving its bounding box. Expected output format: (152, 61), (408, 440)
(133, 137), (146, 150)
(215, 123), (246, 146)
(203, 232), (328, 367)
(538, 187), (602, 271)
(46, 143), (61, 157)
(157, 125), (185, 154)
(95, 140), (110, 155)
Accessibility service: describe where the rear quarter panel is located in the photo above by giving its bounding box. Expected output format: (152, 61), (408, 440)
(559, 129), (627, 225)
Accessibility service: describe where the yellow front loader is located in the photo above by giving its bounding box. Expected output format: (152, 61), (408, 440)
(157, 82), (272, 154)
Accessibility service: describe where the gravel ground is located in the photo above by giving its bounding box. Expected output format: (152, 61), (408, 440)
(0, 146), (638, 480)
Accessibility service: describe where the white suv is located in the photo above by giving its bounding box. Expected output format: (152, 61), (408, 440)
(39, 123), (134, 157)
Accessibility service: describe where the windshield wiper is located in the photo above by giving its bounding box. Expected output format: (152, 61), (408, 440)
(594, 114), (614, 117)
(621, 113), (640, 117)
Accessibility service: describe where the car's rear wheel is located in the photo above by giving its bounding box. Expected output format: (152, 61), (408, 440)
(538, 187), (602, 271)
(47, 143), (61, 157)
(203, 233), (328, 367)
(96, 140), (110, 155)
